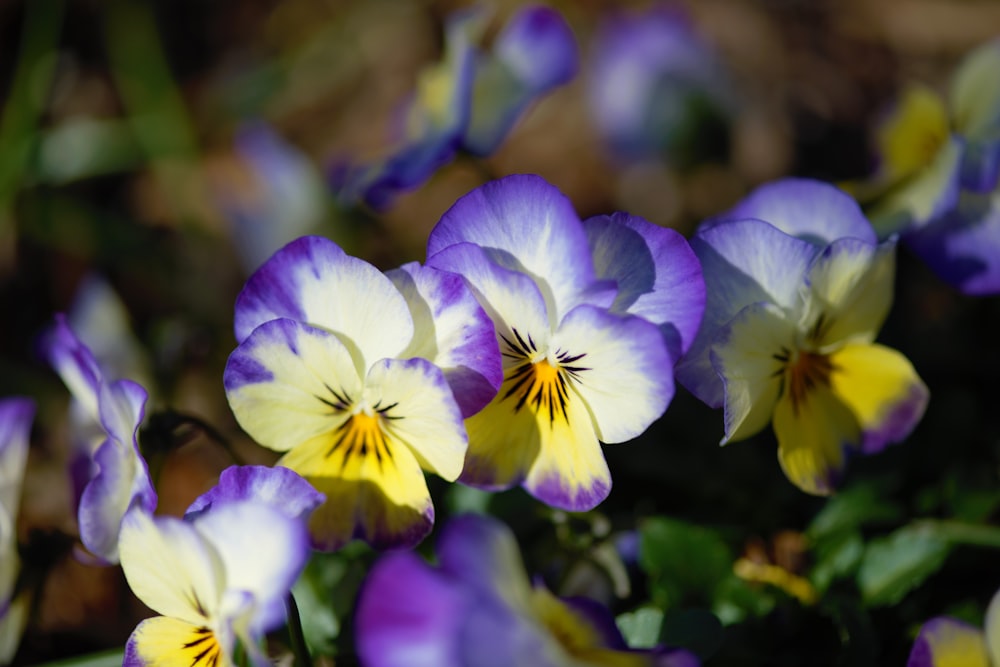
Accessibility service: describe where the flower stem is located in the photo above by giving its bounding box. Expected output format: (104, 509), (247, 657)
(286, 593), (313, 667)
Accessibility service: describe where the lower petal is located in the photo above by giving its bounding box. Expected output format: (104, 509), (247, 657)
(773, 385), (860, 496)
(279, 432), (434, 551)
(828, 343), (929, 454)
(907, 617), (989, 667)
(124, 617), (225, 667)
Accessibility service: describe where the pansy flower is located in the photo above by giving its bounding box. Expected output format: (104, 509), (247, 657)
(333, 5), (578, 209)
(119, 493), (312, 667)
(43, 315), (157, 563)
(224, 235), (502, 550)
(356, 514), (700, 667)
(586, 4), (732, 166)
(426, 174), (703, 510)
(0, 398), (33, 664)
(906, 586), (1000, 667)
(675, 178), (928, 495)
(857, 38), (1000, 294)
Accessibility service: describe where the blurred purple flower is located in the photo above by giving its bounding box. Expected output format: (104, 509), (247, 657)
(356, 514), (700, 667)
(587, 4), (732, 166)
(906, 586), (999, 666)
(0, 398), (33, 663)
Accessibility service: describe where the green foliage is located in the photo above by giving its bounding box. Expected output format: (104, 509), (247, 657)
(639, 517), (733, 609)
(858, 523), (952, 606)
(616, 607), (664, 649)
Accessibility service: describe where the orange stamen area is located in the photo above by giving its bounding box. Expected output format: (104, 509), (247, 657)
(503, 358), (571, 425)
(178, 626), (221, 667)
(325, 411), (394, 474)
(786, 350), (834, 413)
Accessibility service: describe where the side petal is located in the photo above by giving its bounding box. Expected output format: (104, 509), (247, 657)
(388, 262), (502, 417)
(904, 189), (1000, 296)
(124, 616), (226, 667)
(827, 343), (928, 455)
(278, 431), (435, 551)
(184, 465), (324, 523)
(584, 212), (705, 361)
(355, 551), (467, 667)
(462, 6), (578, 156)
(553, 305), (674, 444)
(676, 219), (815, 408)
(366, 357), (469, 482)
(233, 236), (414, 369)
(427, 175), (596, 319)
(907, 617), (989, 667)
(709, 178), (876, 246)
(41, 314), (102, 420)
(773, 384), (860, 496)
(193, 501), (311, 634)
(802, 238), (896, 347)
(709, 302), (796, 444)
(427, 242), (553, 346)
(118, 509), (225, 626)
(224, 318), (361, 453)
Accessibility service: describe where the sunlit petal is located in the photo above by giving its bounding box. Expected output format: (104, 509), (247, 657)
(773, 384), (860, 496)
(677, 219), (815, 408)
(710, 178), (876, 246)
(584, 212), (705, 360)
(907, 617), (989, 667)
(279, 430), (434, 551)
(185, 465), (324, 523)
(554, 305), (673, 444)
(233, 236), (414, 369)
(365, 357), (468, 481)
(192, 502), (310, 634)
(224, 318), (361, 452)
(124, 616), (226, 667)
(802, 238), (896, 347)
(388, 262), (502, 417)
(905, 189), (1000, 295)
(118, 509), (225, 626)
(709, 302), (796, 444)
(828, 343), (928, 455)
(428, 242), (553, 341)
(427, 175), (597, 319)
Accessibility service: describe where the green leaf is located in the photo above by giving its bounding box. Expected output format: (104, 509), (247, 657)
(712, 574), (777, 625)
(616, 606), (664, 649)
(807, 483), (902, 542)
(639, 517), (733, 609)
(291, 552), (349, 655)
(810, 530), (865, 594)
(857, 523), (952, 606)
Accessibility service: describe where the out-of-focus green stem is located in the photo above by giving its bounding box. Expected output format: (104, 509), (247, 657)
(915, 519), (1000, 549)
(286, 593), (314, 667)
(0, 0), (64, 267)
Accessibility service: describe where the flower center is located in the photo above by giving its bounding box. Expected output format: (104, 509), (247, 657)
(498, 328), (588, 425)
(176, 626), (221, 667)
(315, 386), (400, 472)
(775, 347), (834, 414)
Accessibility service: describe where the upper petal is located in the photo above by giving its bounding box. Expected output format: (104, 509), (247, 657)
(827, 343), (928, 455)
(224, 318), (362, 453)
(119, 509), (225, 626)
(233, 236), (414, 370)
(584, 212), (705, 361)
(802, 238), (896, 347)
(676, 219), (815, 408)
(709, 302), (797, 444)
(388, 262), (502, 417)
(192, 501), (311, 634)
(184, 465), (325, 523)
(904, 189), (1000, 296)
(949, 38), (1000, 142)
(42, 314), (103, 421)
(427, 175), (597, 320)
(708, 178), (877, 246)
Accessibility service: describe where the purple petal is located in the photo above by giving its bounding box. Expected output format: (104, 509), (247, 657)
(584, 212), (705, 361)
(0, 398), (34, 513)
(907, 616), (988, 667)
(185, 465), (325, 523)
(676, 219), (816, 408)
(436, 515), (532, 606)
(387, 262), (502, 417)
(41, 314), (103, 419)
(708, 178), (877, 246)
(428, 175), (597, 318)
(355, 552), (467, 667)
(904, 190), (1000, 295)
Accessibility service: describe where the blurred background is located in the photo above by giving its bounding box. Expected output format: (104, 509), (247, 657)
(1, 0), (998, 664)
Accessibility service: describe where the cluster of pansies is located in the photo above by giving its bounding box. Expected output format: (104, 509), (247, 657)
(2, 4), (999, 666)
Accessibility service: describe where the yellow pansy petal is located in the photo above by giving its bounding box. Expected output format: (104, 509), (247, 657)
(828, 343), (928, 454)
(125, 616), (225, 667)
(949, 38), (1000, 140)
(876, 84), (950, 183)
(279, 427), (433, 551)
(910, 617), (989, 667)
(118, 510), (225, 627)
(773, 383), (860, 496)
